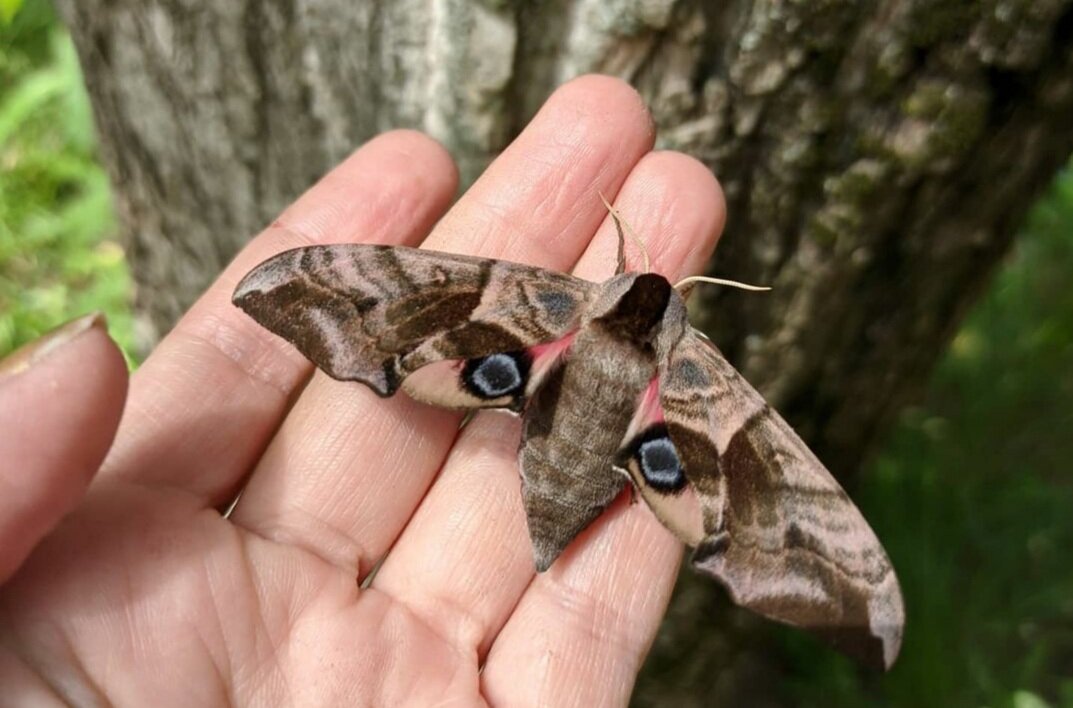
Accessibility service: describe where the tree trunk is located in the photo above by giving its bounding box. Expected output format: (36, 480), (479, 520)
(58, 0), (1073, 703)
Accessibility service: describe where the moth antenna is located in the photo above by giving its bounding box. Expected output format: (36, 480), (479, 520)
(674, 275), (771, 301)
(598, 192), (651, 274)
(599, 191), (627, 275)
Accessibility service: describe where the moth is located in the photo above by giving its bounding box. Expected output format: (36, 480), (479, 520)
(232, 210), (904, 670)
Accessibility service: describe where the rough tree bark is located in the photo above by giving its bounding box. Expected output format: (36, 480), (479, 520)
(57, 0), (1073, 704)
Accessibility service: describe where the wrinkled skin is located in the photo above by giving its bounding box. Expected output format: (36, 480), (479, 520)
(0, 76), (726, 707)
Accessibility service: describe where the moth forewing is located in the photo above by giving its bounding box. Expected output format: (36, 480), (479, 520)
(233, 244), (596, 401)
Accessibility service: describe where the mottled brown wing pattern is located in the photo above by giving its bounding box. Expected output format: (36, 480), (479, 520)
(232, 245), (594, 398)
(654, 334), (905, 670)
(235, 242), (905, 670)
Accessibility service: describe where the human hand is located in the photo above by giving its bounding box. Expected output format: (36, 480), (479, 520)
(0, 76), (725, 706)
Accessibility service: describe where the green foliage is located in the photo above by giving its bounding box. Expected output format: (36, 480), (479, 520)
(0, 0), (134, 361)
(778, 164), (1073, 707)
(0, 0), (24, 26)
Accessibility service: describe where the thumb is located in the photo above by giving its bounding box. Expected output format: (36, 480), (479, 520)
(0, 313), (128, 583)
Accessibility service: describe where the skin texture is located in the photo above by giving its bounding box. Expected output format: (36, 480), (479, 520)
(0, 76), (726, 707)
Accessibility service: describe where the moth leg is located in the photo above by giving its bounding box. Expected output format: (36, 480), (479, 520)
(691, 529), (731, 563)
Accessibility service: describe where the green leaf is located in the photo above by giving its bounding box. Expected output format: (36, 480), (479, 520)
(1012, 690), (1052, 708)
(0, 63), (66, 144)
(0, 0), (25, 25)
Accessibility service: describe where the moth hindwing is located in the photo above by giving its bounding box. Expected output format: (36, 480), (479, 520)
(234, 243), (904, 669)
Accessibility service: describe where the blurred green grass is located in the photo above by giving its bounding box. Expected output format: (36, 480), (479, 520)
(1, 0), (134, 362)
(2, 1), (1071, 706)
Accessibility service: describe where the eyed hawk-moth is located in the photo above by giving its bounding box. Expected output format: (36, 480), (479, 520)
(232, 217), (904, 670)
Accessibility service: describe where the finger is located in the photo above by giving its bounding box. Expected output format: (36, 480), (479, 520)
(373, 152), (725, 666)
(0, 314), (128, 582)
(100, 130), (459, 502)
(228, 76), (655, 577)
(481, 157), (725, 705)
(484, 497), (676, 706)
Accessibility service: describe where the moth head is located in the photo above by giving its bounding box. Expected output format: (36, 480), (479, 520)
(590, 272), (690, 346)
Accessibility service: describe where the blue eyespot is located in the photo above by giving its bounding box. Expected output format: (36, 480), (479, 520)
(626, 425), (685, 492)
(462, 352), (529, 399)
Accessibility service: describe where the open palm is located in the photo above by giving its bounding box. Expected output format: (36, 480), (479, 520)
(0, 76), (726, 706)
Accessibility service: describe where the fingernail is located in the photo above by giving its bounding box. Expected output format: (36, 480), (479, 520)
(0, 312), (109, 382)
